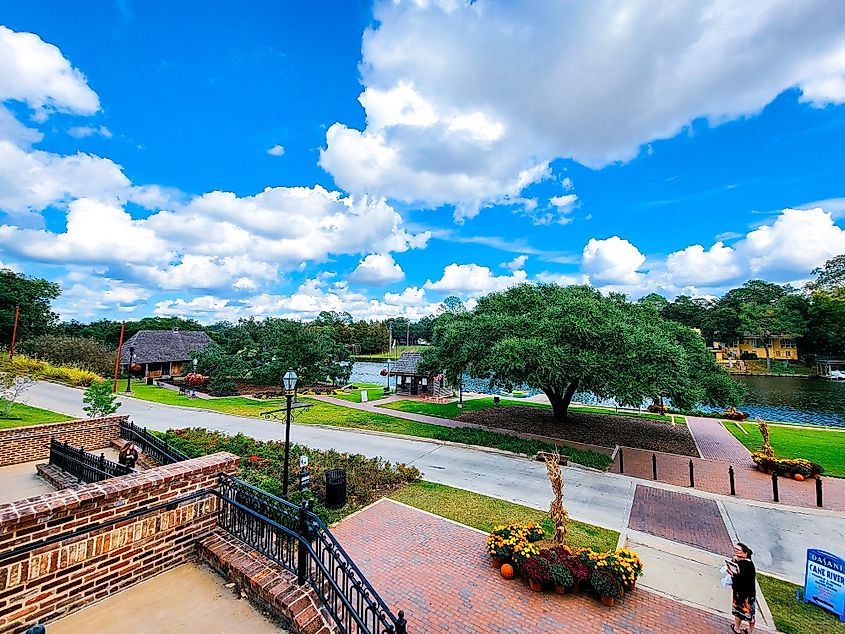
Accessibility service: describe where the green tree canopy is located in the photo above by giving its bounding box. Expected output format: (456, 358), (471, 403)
(421, 284), (743, 423)
(0, 269), (60, 345)
(807, 254), (845, 292)
(195, 317), (351, 386)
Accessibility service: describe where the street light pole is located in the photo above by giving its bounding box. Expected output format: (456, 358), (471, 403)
(125, 346), (135, 393)
(281, 369), (298, 498)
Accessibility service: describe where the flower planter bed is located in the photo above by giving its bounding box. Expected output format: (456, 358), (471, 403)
(486, 522), (643, 607)
(752, 452), (823, 479)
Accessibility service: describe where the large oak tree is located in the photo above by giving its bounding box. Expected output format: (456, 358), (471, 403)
(421, 284), (743, 423)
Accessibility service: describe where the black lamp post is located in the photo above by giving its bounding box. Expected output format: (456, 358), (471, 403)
(281, 368), (298, 498)
(125, 346), (135, 393)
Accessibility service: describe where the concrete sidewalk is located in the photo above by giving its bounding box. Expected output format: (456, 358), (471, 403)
(21, 381), (845, 585)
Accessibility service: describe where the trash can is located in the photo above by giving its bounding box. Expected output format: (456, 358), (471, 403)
(146, 377), (154, 385)
(325, 469), (347, 509)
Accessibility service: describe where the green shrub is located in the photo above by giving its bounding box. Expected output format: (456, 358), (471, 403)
(82, 381), (121, 417)
(158, 428), (420, 524)
(0, 354), (102, 387)
(209, 376), (238, 396)
(18, 335), (116, 376)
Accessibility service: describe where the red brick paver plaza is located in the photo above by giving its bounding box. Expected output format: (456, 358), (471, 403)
(332, 499), (732, 633)
(611, 419), (845, 511)
(627, 486), (733, 553)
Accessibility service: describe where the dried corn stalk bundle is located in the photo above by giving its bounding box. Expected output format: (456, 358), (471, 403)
(544, 452), (568, 544)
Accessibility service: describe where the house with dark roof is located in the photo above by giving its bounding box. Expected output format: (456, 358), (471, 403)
(388, 351), (450, 398)
(120, 329), (213, 379)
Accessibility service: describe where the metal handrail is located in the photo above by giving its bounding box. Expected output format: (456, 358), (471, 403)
(118, 421), (190, 464)
(217, 474), (406, 634)
(48, 439), (132, 483)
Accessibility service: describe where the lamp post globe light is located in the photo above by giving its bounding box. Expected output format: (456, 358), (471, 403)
(282, 369), (298, 498)
(125, 346), (135, 393)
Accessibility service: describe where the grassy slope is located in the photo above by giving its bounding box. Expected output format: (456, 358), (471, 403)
(0, 403), (73, 428)
(127, 384), (612, 469)
(390, 481), (619, 553)
(725, 421), (845, 478)
(758, 574), (845, 634)
(379, 397), (673, 422)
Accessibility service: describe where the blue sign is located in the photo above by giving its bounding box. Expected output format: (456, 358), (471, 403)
(805, 549), (845, 621)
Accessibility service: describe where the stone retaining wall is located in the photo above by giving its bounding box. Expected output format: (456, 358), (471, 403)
(0, 416), (127, 467)
(0, 452), (239, 632)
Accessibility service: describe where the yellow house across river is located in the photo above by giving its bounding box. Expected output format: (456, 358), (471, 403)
(710, 336), (798, 366)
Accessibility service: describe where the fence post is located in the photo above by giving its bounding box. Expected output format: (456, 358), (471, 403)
(771, 472), (779, 503)
(651, 453), (657, 480)
(297, 498), (313, 586)
(689, 459), (695, 488)
(618, 448), (624, 474)
(729, 466), (736, 496)
(395, 610), (407, 634)
(816, 477), (823, 508)
(77, 445), (85, 483)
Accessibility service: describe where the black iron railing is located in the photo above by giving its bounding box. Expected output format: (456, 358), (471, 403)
(119, 421), (189, 465)
(48, 439), (133, 484)
(217, 474), (407, 634)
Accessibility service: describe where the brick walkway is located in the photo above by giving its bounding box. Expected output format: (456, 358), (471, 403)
(332, 499), (732, 633)
(628, 486), (733, 553)
(611, 445), (845, 511)
(687, 416), (755, 465)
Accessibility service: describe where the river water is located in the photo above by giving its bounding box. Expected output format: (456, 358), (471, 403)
(349, 362), (845, 427)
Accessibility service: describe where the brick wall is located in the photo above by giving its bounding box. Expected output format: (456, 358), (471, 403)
(0, 415), (126, 467)
(0, 452), (239, 632)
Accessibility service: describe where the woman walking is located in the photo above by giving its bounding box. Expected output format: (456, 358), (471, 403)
(729, 543), (757, 633)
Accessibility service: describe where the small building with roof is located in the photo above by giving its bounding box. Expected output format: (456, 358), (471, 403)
(119, 328), (214, 379)
(388, 351), (450, 398)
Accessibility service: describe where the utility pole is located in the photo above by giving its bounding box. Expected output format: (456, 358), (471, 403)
(9, 306), (19, 359)
(386, 323), (392, 392)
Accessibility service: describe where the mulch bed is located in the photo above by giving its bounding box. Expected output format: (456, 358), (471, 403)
(455, 405), (699, 456)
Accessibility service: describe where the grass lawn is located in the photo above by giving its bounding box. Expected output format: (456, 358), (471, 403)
(127, 384), (612, 469)
(725, 421), (845, 478)
(390, 480), (619, 552)
(0, 403), (73, 428)
(330, 384), (388, 404)
(380, 397), (674, 422)
(758, 574), (845, 634)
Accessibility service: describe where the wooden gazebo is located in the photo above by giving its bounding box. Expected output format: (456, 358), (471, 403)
(389, 352), (450, 398)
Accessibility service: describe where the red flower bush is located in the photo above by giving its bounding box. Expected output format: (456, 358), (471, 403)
(184, 373), (208, 387)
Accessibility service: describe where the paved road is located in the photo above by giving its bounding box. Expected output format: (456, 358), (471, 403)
(23, 382), (845, 584)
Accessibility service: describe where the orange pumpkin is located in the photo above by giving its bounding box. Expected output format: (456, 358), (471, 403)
(500, 563), (515, 579)
(794, 473), (805, 481)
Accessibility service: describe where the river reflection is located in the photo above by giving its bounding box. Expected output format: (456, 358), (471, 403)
(730, 375), (845, 427)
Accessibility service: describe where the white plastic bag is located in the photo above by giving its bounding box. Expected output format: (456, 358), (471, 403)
(720, 575), (732, 588)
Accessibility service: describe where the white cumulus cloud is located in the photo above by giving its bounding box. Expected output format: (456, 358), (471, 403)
(582, 237), (646, 285)
(267, 144), (285, 156)
(321, 1), (845, 217)
(424, 263), (527, 295)
(348, 253), (405, 286)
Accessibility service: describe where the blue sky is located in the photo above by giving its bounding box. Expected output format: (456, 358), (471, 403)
(2, 1), (845, 323)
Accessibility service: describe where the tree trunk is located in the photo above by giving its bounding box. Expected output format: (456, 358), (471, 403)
(765, 345), (771, 371)
(544, 380), (580, 424)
